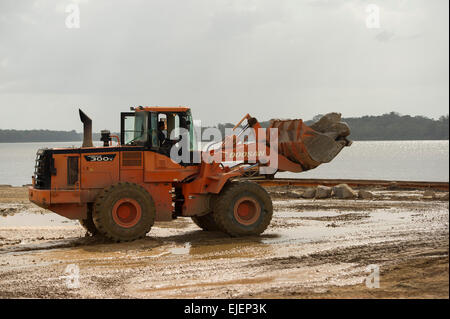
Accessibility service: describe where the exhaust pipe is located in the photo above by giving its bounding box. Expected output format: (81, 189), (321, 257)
(79, 109), (93, 148)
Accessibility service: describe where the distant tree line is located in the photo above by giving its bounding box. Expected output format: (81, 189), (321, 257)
(317, 112), (448, 141)
(0, 112), (448, 142)
(0, 130), (108, 143)
(0, 130), (81, 143)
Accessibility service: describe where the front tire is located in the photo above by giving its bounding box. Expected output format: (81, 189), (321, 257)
(92, 182), (156, 242)
(213, 182), (273, 237)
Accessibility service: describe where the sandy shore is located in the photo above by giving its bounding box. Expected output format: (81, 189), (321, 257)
(0, 186), (448, 298)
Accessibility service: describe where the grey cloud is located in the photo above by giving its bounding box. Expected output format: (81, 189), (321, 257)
(375, 30), (396, 42)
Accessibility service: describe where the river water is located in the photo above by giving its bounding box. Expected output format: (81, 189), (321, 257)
(0, 140), (448, 186)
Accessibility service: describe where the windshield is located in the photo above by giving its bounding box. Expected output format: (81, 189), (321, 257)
(187, 111), (197, 152)
(124, 112), (148, 145)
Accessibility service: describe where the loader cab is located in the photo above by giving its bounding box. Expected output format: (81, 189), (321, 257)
(120, 106), (197, 154)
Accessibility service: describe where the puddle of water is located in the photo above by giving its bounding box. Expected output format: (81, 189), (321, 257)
(263, 224), (357, 245)
(35, 240), (173, 267)
(276, 211), (342, 218)
(169, 243), (191, 255)
(369, 210), (411, 222)
(138, 276), (275, 294)
(165, 239), (274, 260)
(0, 213), (78, 227)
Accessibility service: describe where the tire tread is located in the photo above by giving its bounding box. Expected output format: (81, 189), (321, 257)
(213, 181), (273, 237)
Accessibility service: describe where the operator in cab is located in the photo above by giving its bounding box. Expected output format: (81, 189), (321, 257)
(157, 120), (166, 146)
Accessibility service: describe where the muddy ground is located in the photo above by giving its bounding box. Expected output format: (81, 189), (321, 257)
(0, 185), (448, 299)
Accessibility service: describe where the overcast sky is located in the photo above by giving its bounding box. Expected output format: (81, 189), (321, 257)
(0, 0), (448, 132)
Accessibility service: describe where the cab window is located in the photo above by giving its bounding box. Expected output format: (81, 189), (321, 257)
(123, 112), (148, 145)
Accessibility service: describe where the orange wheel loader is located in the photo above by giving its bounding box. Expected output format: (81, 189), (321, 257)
(29, 106), (351, 242)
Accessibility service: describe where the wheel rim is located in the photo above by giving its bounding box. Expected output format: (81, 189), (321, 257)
(112, 198), (142, 228)
(233, 197), (261, 226)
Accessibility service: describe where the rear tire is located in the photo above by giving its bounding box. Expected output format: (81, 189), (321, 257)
(191, 212), (221, 231)
(213, 182), (273, 237)
(92, 182), (155, 242)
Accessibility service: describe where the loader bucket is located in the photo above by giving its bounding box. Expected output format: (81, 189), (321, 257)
(268, 113), (351, 172)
